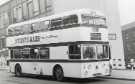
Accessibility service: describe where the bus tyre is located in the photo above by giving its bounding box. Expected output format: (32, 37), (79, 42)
(53, 66), (64, 81)
(15, 65), (22, 77)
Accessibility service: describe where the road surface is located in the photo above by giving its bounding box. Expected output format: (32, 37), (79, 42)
(0, 70), (134, 84)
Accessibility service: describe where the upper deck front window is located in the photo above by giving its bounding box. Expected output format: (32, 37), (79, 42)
(81, 14), (107, 28)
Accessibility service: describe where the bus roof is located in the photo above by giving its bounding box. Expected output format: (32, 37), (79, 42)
(8, 9), (105, 29)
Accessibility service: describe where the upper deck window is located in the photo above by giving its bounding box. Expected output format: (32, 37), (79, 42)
(40, 20), (50, 31)
(7, 14), (79, 36)
(81, 14), (107, 28)
(50, 18), (62, 30)
(50, 14), (79, 30)
(63, 15), (78, 26)
(31, 22), (40, 33)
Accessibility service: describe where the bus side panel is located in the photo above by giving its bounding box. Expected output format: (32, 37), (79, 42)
(10, 61), (82, 78)
(81, 61), (111, 78)
(50, 46), (69, 59)
(39, 63), (82, 78)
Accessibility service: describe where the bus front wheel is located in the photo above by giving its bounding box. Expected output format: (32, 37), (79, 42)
(53, 66), (64, 81)
(15, 64), (22, 77)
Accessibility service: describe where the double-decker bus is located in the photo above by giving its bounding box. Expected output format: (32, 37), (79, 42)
(6, 9), (111, 81)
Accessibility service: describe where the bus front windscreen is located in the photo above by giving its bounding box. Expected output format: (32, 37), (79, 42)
(83, 44), (109, 60)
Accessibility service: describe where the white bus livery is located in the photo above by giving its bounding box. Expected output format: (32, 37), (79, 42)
(6, 9), (111, 81)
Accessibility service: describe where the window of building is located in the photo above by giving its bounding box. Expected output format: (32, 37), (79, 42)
(108, 33), (117, 40)
(69, 44), (81, 59)
(22, 2), (28, 20)
(39, 0), (46, 13)
(45, 0), (54, 15)
(28, 1), (34, 18)
(17, 5), (23, 21)
(3, 12), (9, 26)
(16, 0), (22, 4)
(39, 48), (49, 59)
(33, 0), (40, 16)
(46, 0), (53, 7)
(13, 7), (17, 22)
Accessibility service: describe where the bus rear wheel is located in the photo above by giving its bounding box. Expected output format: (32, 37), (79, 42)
(53, 66), (64, 81)
(15, 65), (22, 77)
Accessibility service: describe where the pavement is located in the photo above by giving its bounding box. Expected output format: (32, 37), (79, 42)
(103, 69), (135, 81)
(0, 66), (9, 70)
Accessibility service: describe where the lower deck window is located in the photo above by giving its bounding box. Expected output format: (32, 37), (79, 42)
(39, 48), (49, 59)
(11, 47), (49, 60)
(69, 45), (81, 59)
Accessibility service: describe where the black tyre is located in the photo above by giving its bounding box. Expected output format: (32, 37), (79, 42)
(53, 66), (64, 81)
(15, 65), (22, 77)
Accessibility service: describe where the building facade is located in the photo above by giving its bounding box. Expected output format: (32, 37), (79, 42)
(0, 0), (125, 69)
(0, 0), (54, 68)
(122, 22), (135, 65)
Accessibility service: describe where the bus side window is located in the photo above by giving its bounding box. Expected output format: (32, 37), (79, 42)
(8, 28), (14, 36)
(39, 48), (49, 59)
(10, 49), (14, 59)
(40, 20), (50, 31)
(69, 44), (81, 59)
(31, 22), (40, 33)
(12, 49), (22, 59)
(14, 26), (21, 35)
(23, 24), (31, 34)
(30, 48), (37, 59)
(21, 48), (30, 59)
(50, 18), (62, 30)
(63, 15), (78, 28)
